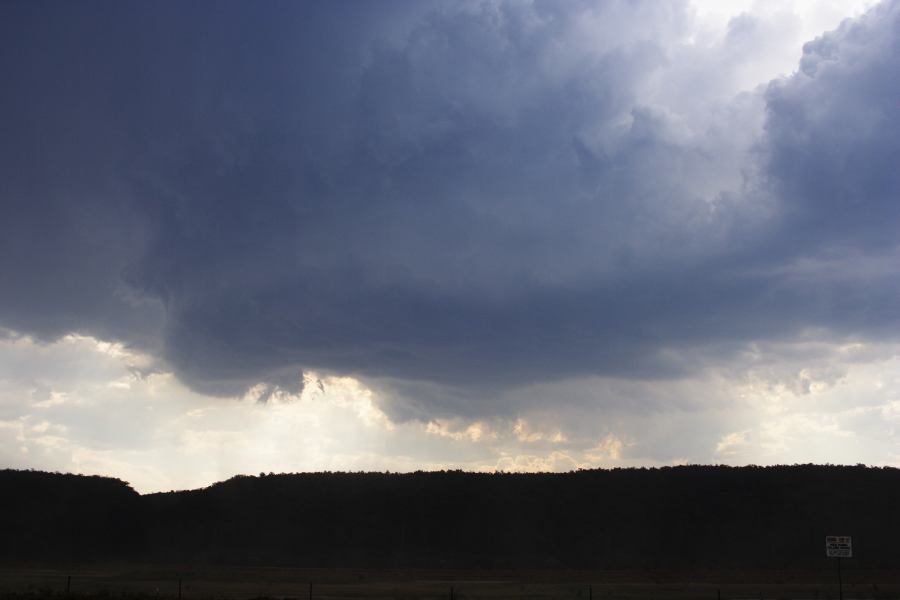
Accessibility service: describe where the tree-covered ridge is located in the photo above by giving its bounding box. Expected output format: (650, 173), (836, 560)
(2, 465), (898, 569)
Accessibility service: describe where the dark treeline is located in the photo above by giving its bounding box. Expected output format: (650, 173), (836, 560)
(2, 465), (898, 569)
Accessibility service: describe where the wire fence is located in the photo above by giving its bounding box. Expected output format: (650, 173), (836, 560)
(2, 568), (897, 600)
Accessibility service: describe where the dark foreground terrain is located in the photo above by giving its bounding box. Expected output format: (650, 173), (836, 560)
(2, 465), (899, 598)
(2, 565), (899, 600)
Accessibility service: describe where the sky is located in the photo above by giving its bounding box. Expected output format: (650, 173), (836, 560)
(1, 0), (898, 493)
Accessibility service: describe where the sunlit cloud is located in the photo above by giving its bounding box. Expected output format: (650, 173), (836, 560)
(2, 328), (900, 491)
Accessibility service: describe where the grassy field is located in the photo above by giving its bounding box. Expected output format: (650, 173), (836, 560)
(1, 566), (898, 600)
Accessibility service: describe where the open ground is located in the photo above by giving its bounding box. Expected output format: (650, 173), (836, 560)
(2, 566), (899, 600)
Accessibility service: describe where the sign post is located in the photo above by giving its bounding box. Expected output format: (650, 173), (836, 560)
(826, 536), (852, 600)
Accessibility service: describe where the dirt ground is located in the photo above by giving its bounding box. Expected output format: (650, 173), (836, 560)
(1, 565), (897, 600)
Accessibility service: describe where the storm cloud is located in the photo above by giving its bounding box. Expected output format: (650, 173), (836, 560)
(1, 0), (898, 417)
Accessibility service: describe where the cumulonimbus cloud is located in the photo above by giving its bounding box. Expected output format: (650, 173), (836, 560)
(0, 1), (897, 413)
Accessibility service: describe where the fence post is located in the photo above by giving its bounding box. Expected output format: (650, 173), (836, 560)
(837, 557), (843, 600)
(589, 584), (592, 600)
(66, 576), (71, 596)
(309, 582), (312, 600)
(178, 578), (182, 600)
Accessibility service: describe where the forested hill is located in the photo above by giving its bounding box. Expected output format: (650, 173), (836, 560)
(2, 465), (899, 569)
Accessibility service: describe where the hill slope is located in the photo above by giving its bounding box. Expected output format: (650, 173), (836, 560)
(2, 465), (897, 569)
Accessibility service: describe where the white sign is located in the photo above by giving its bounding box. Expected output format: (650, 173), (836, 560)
(826, 536), (852, 558)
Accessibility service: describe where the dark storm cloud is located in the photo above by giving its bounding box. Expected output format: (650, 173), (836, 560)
(764, 2), (900, 253)
(1, 1), (898, 409)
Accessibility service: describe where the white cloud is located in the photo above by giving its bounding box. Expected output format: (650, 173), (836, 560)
(425, 418), (497, 442)
(493, 451), (581, 473)
(585, 433), (627, 463)
(2, 330), (900, 491)
(715, 430), (752, 460)
(512, 418), (566, 444)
